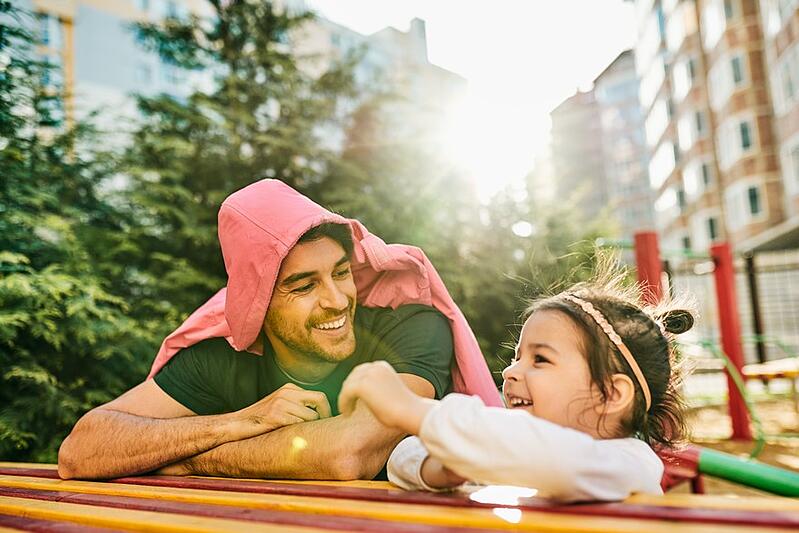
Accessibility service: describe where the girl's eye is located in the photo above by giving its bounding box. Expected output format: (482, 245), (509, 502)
(534, 354), (550, 364)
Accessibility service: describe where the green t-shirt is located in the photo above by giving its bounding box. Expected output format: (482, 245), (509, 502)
(154, 304), (454, 416)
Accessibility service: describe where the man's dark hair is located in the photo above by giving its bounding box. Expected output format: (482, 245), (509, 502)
(298, 222), (354, 257)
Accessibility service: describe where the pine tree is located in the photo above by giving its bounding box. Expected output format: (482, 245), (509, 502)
(0, 2), (154, 461)
(121, 0), (359, 319)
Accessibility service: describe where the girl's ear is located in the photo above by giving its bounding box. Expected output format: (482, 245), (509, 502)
(602, 373), (636, 416)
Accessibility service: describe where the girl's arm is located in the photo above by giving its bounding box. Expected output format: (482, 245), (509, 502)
(387, 437), (467, 491)
(339, 361), (664, 501)
(418, 394), (665, 502)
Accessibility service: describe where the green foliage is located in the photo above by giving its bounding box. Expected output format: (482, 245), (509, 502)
(0, 0), (613, 461)
(0, 3), (155, 461)
(122, 0), (359, 318)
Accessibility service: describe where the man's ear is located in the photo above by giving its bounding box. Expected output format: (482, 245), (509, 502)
(602, 373), (636, 416)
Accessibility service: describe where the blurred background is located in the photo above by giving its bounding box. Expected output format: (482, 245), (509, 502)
(2, 0), (798, 481)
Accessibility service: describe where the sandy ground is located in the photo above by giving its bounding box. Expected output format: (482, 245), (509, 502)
(671, 397), (799, 496)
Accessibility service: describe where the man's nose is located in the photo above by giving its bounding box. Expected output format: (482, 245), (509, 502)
(319, 279), (349, 310)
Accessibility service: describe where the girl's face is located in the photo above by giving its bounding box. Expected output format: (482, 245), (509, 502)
(502, 310), (605, 437)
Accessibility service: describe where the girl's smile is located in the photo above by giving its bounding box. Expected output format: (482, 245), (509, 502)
(502, 310), (603, 435)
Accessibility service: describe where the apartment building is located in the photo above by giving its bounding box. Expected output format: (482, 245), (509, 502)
(550, 90), (609, 222)
(594, 50), (656, 238)
(549, 50), (654, 239)
(743, 0), (799, 250)
(633, 0), (798, 253)
(25, 0), (213, 130)
(26, 0), (464, 153)
(292, 13), (467, 146)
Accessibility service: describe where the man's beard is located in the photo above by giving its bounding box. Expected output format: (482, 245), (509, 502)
(265, 299), (357, 363)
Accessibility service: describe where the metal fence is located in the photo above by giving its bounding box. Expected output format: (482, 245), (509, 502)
(667, 250), (799, 365)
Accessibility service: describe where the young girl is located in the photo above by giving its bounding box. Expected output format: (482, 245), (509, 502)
(338, 278), (693, 502)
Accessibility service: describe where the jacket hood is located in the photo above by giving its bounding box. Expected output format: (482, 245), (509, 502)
(148, 179), (502, 407)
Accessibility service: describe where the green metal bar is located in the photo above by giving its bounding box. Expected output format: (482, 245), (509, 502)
(698, 448), (799, 497)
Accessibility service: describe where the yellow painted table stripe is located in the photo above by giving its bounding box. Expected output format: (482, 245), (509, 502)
(3, 464), (798, 514)
(0, 464), (56, 470)
(627, 492), (799, 512)
(0, 475), (790, 533)
(0, 495), (324, 533)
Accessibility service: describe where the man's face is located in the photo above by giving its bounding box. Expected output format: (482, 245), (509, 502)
(264, 236), (357, 364)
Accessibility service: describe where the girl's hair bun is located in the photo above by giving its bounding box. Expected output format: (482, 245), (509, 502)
(658, 309), (694, 335)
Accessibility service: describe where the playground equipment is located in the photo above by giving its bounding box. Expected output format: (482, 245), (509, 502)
(631, 231), (799, 497)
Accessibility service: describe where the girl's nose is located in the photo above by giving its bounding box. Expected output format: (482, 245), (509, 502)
(502, 362), (519, 382)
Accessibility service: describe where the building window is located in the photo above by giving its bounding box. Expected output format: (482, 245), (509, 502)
(673, 56), (698, 102)
(702, 162), (713, 187)
(702, 0), (727, 49)
(731, 56), (744, 84)
(37, 13), (62, 50)
(747, 186), (762, 215)
(723, 0), (735, 19)
(725, 179), (767, 230)
(695, 111), (705, 135)
(645, 98), (670, 147)
(740, 121), (752, 149)
(682, 236), (692, 250)
(649, 141), (677, 188)
(770, 43), (799, 115)
(708, 217), (719, 240)
(709, 51), (747, 110)
(677, 188), (687, 210)
(780, 136), (799, 193)
(678, 110), (707, 151)
(717, 114), (756, 170)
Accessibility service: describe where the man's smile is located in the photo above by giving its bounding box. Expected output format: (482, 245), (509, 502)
(313, 315), (347, 331)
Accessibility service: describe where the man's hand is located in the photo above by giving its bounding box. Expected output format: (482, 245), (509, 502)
(338, 361), (435, 435)
(57, 380), (329, 480)
(230, 383), (331, 439)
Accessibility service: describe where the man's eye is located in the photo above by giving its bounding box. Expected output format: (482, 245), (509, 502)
(291, 283), (315, 294)
(333, 267), (351, 278)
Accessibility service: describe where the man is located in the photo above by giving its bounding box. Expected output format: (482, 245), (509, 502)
(58, 180), (499, 480)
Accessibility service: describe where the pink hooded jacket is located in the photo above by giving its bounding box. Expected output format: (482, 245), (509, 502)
(147, 179), (502, 407)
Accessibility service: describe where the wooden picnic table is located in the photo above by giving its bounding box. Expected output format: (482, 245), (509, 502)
(0, 462), (798, 532)
(743, 357), (799, 411)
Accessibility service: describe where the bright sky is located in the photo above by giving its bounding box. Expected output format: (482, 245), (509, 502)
(305, 0), (636, 199)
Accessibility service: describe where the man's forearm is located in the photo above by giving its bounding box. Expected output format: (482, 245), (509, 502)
(182, 406), (404, 480)
(58, 408), (244, 480)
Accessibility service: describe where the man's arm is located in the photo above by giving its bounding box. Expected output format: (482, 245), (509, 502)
(57, 380), (330, 480)
(163, 374), (434, 480)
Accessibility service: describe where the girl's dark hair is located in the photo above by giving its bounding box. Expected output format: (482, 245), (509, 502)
(525, 270), (693, 448)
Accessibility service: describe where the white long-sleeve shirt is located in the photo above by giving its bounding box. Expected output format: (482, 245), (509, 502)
(387, 393), (664, 502)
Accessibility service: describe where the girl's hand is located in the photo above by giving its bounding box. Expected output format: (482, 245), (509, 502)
(420, 456), (468, 489)
(338, 361), (434, 434)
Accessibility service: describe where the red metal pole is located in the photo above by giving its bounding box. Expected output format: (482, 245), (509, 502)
(634, 231), (663, 304)
(710, 242), (752, 441)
